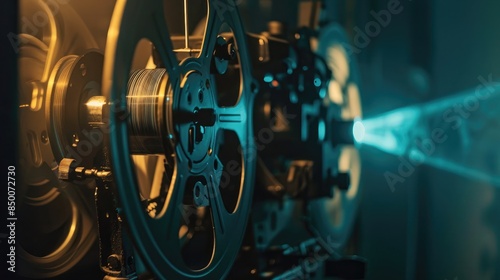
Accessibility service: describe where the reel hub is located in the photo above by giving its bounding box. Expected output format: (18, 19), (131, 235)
(177, 70), (217, 170)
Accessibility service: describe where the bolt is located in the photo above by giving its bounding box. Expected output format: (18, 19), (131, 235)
(107, 254), (122, 271)
(41, 131), (48, 144)
(214, 42), (236, 60)
(71, 133), (79, 147)
(58, 158), (76, 181)
(80, 63), (87, 76)
(58, 158), (112, 181)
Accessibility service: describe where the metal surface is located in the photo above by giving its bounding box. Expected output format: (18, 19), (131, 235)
(87, 95), (108, 127)
(46, 51), (104, 167)
(126, 69), (169, 154)
(17, 0), (99, 277)
(248, 23), (362, 253)
(102, 0), (256, 278)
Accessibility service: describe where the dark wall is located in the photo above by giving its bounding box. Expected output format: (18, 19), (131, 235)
(426, 1), (500, 279)
(348, 0), (500, 279)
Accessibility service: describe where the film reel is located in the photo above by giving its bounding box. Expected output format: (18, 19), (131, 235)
(248, 23), (363, 269)
(18, 0), (99, 277)
(307, 22), (363, 250)
(102, 0), (255, 278)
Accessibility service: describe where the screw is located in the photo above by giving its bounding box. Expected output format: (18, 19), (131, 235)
(41, 131), (48, 144)
(71, 133), (79, 147)
(214, 42), (236, 60)
(80, 63), (87, 77)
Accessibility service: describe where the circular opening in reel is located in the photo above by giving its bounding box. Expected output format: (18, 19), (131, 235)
(164, 0), (208, 53)
(216, 129), (243, 213)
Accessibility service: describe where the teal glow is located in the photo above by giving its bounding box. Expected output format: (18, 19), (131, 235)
(353, 120), (365, 143)
(264, 73), (273, 83)
(423, 157), (500, 185)
(359, 83), (500, 185)
(290, 91), (298, 103)
(318, 119), (326, 141)
(319, 87), (326, 99)
(314, 77), (322, 87)
(359, 105), (420, 156)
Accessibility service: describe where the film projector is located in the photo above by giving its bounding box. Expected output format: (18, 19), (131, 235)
(17, 0), (364, 279)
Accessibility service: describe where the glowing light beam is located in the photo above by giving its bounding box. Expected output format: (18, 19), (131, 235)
(355, 82), (500, 186)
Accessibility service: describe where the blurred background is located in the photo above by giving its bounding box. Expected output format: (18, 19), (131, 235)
(308, 1), (500, 279)
(223, 1), (500, 279)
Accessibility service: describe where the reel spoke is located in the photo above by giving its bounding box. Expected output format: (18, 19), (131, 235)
(199, 1), (224, 65)
(216, 102), (248, 137)
(105, 0), (178, 83)
(206, 155), (229, 238)
(149, 6), (179, 72)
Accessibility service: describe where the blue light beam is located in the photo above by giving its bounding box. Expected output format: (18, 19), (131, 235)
(355, 83), (500, 186)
